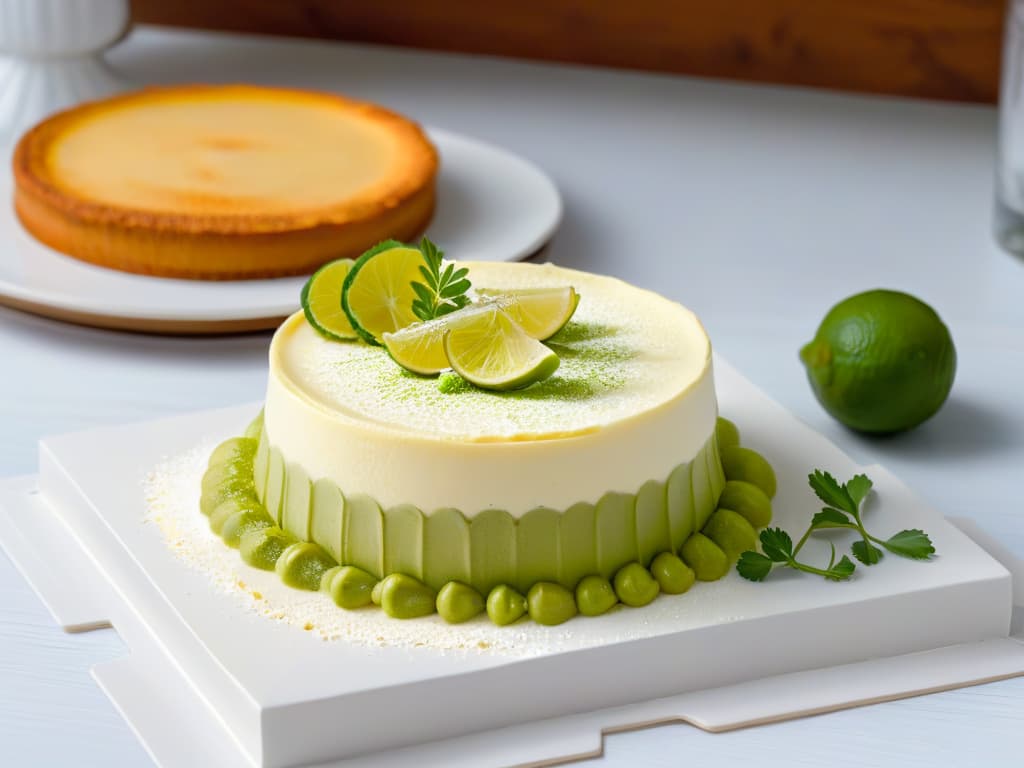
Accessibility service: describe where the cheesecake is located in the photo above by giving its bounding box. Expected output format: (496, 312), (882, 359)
(201, 261), (776, 625)
(12, 85), (438, 280)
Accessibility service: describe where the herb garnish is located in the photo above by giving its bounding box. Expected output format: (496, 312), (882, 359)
(737, 470), (936, 583)
(410, 237), (472, 321)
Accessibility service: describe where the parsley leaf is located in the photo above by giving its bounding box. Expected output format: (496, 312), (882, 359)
(826, 556), (857, 581)
(811, 508), (852, 528)
(410, 238), (473, 321)
(759, 528), (793, 562)
(881, 529), (936, 560)
(851, 539), (884, 565)
(808, 470), (855, 515)
(846, 474), (874, 507)
(737, 551), (774, 581)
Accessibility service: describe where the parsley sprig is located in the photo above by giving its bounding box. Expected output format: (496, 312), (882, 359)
(410, 238), (472, 321)
(737, 470), (936, 583)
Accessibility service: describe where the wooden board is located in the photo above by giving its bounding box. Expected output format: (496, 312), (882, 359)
(131, 0), (1005, 103)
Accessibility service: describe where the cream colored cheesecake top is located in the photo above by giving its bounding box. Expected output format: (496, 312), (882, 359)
(274, 262), (711, 442)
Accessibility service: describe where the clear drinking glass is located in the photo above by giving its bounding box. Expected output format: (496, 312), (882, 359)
(996, 0), (1024, 255)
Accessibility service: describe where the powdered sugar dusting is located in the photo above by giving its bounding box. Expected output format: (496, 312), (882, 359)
(143, 442), (754, 657)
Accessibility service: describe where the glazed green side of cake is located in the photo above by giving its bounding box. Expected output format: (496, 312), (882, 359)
(253, 424), (726, 594)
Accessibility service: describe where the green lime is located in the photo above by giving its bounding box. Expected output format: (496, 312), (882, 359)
(478, 286), (580, 341)
(381, 303), (496, 376)
(341, 240), (423, 345)
(443, 305), (560, 390)
(800, 290), (956, 434)
(301, 258), (357, 340)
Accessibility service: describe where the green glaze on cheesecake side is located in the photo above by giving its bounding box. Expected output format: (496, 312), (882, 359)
(252, 422), (726, 596)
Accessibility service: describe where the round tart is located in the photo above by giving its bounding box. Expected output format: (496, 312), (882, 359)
(12, 85), (438, 280)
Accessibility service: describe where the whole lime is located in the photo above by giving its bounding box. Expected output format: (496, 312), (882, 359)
(799, 290), (956, 434)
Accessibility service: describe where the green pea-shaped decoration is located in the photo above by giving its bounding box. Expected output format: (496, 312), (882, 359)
(486, 584), (527, 626)
(613, 563), (660, 607)
(436, 582), (484, 624)
(209, 495), (258, 535)
(244, 411), (265, 440)
(650, 552), (696, 595)
(380, 574), (436, 619)
(371, 579), (384, 606)
(275, 542), (336, 591)
(717, 480), (772, 528)
(239, 526), (295, 571)
(221, 508), (274, 548)
(716, 417), (741, 451)
(703, 508), (758, 561)
(680, 532), (729, 581)
(527, 582), (578, 626)
(720, 446), (777, 499)
(575, 575), (618, 617)
(200, 476), (257, 517)
(208, 436), (257, 468)
(201, 460), (251, 495)
(323, 565), (378, 609)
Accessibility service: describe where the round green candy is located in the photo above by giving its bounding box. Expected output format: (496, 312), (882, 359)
(486, 584), (528, 626)
(527, 582), (577, 626)
(209, 495), (258, 535)
(720, 446), (777, 499)
(716, 417), (741, 451)
(680, 532), (729, 581)
(208, 436), (257, 468)
(244, 411), (265, 440)
(221, 509), (273, 548)
(650, 552), (696, 595)
(371, 579), (384, 606)
(200, 476), (257, 517)
(274, 542), (336, 591)
(380, 574), (436, 619)
(436, 582), (484, 624)
(239, 526), (295, 571)
(322, 565), (378, 609)
(201, 460), (251, 495)
(703, 508), (758, 561)
(575, 575), (617, 617)
(613, 563), (660, 608)
(717, 480), (772, 528)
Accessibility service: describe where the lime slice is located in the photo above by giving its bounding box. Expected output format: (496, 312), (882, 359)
(480, 286), (580, 340)
(443, 306), (560, 390)
(300, 258), (358, 340)
(341, 240), (424, 345)
(382, 303), (496, 376)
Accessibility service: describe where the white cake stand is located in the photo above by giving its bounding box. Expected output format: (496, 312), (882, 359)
(0, 0), (131, 153)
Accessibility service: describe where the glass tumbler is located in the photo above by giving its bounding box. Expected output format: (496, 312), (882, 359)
(996, 0), (1024, 256)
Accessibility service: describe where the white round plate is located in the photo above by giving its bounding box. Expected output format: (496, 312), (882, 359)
(0, 128), (562, 333)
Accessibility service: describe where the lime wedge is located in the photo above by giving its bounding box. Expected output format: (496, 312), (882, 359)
(480, 286), (580, 340)
(443, 306), (560, 390)
(342, 241), (423, 345)
(301, 258), (358, 340)
(382, 303), (495, 376)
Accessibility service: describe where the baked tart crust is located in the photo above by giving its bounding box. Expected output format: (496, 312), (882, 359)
(12, 85), (438, 280)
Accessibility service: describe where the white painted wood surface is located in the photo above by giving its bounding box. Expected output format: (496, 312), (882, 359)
(1, 24), (1022, 767)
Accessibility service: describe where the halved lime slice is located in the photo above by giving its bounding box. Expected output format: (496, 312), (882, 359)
(341, 240), (423, 345)
(443, 306), (560, 390)
(301, 258), (357, 340)
(382, 303), (497, 376)
(480, 286), (580, 340)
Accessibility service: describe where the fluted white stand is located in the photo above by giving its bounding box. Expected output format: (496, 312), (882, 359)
(0, 0), (130, 151)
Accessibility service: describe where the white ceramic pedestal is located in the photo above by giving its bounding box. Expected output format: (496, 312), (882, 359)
(0, 0), (130, 151)
(0, 358), (1022, 767)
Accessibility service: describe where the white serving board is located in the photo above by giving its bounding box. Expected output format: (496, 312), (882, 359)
(0, 357), (1019, 768)
(0, 127), (562, 332)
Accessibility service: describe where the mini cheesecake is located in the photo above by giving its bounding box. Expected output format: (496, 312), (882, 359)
(255, 262), (725, 594)
(12, 85), (438, 280)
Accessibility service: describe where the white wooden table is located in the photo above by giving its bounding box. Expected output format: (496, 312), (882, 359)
(1, 25), (1022, 767)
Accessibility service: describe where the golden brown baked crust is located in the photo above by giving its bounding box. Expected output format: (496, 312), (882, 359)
(12, 85), (439, 280)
